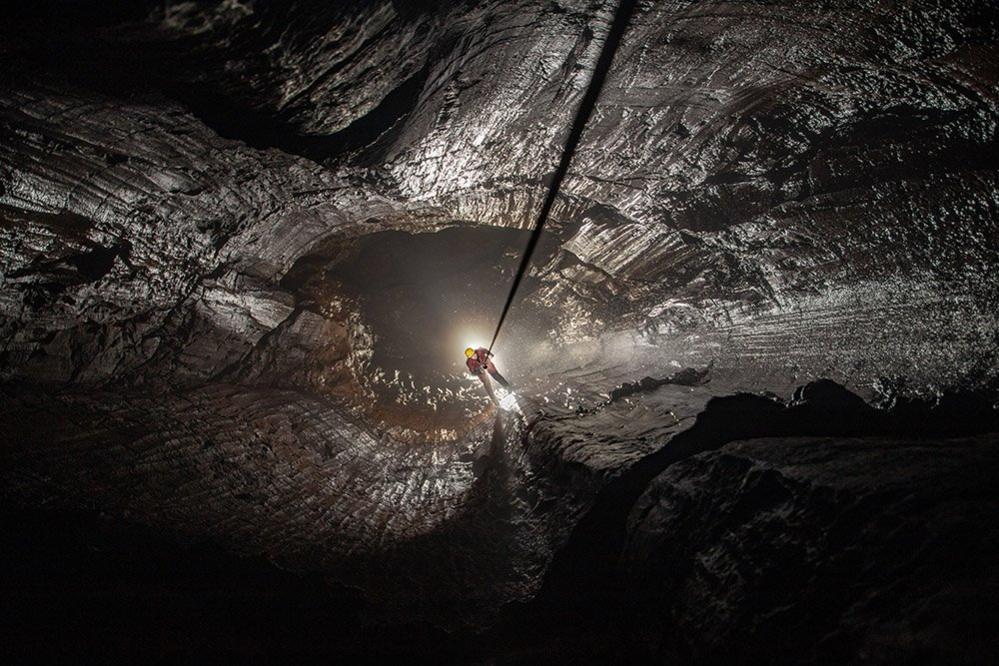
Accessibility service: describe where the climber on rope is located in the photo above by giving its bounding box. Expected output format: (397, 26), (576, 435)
(465, 347), (510, 404)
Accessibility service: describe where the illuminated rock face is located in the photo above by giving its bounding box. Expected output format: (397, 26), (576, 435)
(1, 0), (998, 661)
(4, 0), (998, 395)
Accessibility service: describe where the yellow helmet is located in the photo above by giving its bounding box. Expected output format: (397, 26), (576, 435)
(465, 347), (475, 358)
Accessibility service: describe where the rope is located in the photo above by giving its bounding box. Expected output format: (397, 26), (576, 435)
(487, 0), (638, 353)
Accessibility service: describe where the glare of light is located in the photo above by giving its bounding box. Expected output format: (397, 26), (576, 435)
(451, 323), (490, 362)
(498, 391), (521, 413)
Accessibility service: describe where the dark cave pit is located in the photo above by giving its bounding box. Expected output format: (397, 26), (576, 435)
(2, 0), (999, 663)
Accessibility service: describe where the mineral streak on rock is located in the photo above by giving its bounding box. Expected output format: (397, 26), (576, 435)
(2, 0), (999, 661)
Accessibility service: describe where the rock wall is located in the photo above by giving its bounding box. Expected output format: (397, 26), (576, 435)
(624, 433), (999, 663)
(2, 1), (999, 661)
(5, 1), (998, 388)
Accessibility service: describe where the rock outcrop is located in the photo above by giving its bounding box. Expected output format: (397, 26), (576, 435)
(624, 433), (999, 664)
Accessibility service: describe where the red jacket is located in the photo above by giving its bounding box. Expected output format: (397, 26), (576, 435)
(466, 347), (492, 375)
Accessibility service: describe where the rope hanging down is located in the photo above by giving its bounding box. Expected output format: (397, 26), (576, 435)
(488, 0), (638, 353)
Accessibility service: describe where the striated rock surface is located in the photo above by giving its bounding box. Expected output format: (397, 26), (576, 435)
(623, 434), (999, 664)
(5, 1), (999, 372)
(2, 0), (999, 661)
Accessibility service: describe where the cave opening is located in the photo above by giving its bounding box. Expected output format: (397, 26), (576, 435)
(283, 224), (563, 435)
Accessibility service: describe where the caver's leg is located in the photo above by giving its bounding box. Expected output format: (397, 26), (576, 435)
(478, 373), (498, 404)
(488, 369), (510, 388)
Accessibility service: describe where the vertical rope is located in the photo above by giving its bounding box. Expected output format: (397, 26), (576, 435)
(488, 0), (638, 353)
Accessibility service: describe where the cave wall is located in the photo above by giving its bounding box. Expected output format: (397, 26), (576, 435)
(2, 0), (999, 661)
(3, 0), (997, 392)
(624, 433), (999, 663)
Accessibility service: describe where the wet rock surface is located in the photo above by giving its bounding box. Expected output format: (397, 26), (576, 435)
(479, 378), (999, 662)
(623, 433), (999, 664)
(2, 0), (999, 661)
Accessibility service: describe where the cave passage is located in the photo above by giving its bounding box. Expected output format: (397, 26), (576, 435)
(285, 225), (562, 432)
(3, 0), (999, 662)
